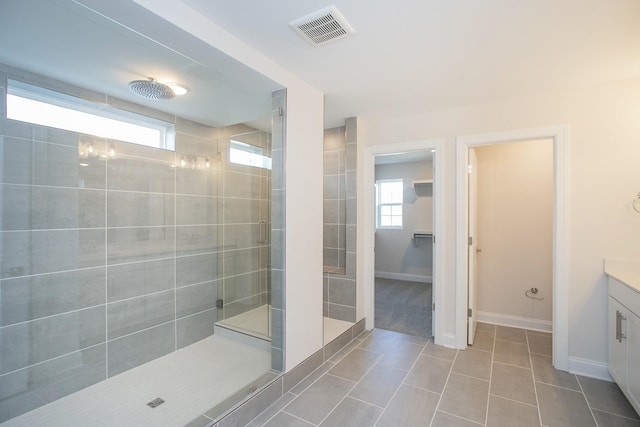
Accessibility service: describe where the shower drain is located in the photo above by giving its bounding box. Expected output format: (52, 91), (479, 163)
(147, 397), (165, 408)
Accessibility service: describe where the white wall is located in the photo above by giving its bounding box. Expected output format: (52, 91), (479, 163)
(475, 140), (553, 325)
(129, 0), (325, 371)
(359, 76), (640, 366)
(374, 160), (433, 282)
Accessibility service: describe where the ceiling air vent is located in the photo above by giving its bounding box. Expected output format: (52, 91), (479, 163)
(289, 6), (355, 46)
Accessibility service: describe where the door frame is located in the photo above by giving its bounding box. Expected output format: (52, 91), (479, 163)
(364, 138), (445, 344)
(455, 125), (569, 371)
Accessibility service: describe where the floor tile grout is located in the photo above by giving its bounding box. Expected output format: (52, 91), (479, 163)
(526, 325), (544, 426)
(484, 325), (496, 425)
(427, 344), (460, 427)
(371, 338), (431, 425)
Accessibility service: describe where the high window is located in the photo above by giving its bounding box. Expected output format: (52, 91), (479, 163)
(229, 139), (271, 169)
(6, 79), (175, 150)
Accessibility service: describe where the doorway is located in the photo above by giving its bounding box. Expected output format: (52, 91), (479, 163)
(467, 140), (554, 346)
(456, 126), (569, 371)
(373, 152), (434, 337)
(364, 139), (445, 344)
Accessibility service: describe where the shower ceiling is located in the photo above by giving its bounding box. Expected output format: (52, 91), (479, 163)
(0, 0), (282, 129)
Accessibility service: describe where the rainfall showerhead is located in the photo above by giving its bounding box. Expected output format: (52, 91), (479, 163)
(128, 78), (175, 100)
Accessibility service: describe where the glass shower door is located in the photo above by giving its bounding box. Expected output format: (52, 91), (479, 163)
(215, 125), (272, 341)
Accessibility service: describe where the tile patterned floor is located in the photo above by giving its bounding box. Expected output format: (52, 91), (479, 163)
(247, 323), (640, 427)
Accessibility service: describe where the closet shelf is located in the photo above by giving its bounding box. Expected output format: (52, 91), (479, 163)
(412, 179), (433, 188)
(412, 231), (433, 247)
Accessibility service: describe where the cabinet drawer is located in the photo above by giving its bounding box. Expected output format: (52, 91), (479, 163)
(610, 278), (640, 315)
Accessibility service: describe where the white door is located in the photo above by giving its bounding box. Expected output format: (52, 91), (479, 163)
(431, 157), (436, 338)
(468, 147), (479, 345)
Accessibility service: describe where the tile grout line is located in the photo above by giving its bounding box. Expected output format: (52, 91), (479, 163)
(526, 330), (544, 427)
(313, 346), (384, 426)
(370, 337), (431, 425)
(436, 409), (485, 426)
(427, 343), (460, 427)
(575, 375), (601, 427)
(483, 327), (497, 425)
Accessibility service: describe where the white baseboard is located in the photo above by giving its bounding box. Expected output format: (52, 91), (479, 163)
(476, 311), (552, 333)
(569, 357), (613, 382)
(436, 332), (458, 349)
(375, 271), (431, 283)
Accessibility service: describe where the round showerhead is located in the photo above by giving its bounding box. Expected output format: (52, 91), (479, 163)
(128, 78), (175, 100)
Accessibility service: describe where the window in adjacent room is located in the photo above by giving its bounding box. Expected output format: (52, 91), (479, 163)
(376, 179), (403, 229)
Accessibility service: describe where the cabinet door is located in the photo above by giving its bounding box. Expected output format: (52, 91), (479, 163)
(627, 311), (640, 413)
(609, 296), (628, 390)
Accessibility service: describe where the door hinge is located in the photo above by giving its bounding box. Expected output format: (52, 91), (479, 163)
(468, 308), (472, 317)
(432, 303), (435, 311)
(278, 106), (283, 117)
(468, 236), (473, 246)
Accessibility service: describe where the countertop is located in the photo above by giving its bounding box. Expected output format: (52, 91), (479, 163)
(605, 259), (640, 294)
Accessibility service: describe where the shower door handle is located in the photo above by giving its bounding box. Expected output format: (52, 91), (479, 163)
(258, 220), (268, 244)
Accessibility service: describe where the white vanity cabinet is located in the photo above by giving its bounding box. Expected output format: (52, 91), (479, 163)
(606, 259), (640, 416)
(608, 294), (629, 390)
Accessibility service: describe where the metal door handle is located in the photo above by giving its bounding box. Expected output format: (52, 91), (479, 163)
(257, 220), (267, 243)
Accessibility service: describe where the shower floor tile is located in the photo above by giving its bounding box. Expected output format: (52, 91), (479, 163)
(1, 334), (271, 427)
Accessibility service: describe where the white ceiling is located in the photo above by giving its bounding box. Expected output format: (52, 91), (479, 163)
(2, 1), (639, 131)
(0, 0), (282, 129)
(183, 0), (640, 128)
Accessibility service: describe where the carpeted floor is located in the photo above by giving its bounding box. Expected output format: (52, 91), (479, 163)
(375, 277), (432, 338)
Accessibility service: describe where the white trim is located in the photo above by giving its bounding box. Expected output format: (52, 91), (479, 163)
(455, 125), (570, 372)
(440, 333), (457, 349)
(476, 311), (552, 333)
(375, 271), (431, 283)
(364, 139), (445, 344)
(569, 357), (613, 382)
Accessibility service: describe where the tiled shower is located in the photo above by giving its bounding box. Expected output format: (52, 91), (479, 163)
(323, 118), (357, 323)
(0, 65), (284, 423)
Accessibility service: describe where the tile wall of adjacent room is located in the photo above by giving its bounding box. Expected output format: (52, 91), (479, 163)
(323, 118), (357, 323)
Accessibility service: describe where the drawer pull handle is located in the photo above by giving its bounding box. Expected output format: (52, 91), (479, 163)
(616, 310), (627, 343)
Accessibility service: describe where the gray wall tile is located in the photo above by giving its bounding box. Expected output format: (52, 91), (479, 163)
(107, 322), (175, 377)
(176, 225), (222, 256)
(107, 156), (174, 194)
(328, 278), (356, 307)
(224, 171), (264, 199)
(0, 306), (105, 374)
(223, 247), (262, 277)
(177, 309), (217, 349)
(1, 229), (105, 278)
(1, 185), (105, 230)
(107, 191), (174, 227)
(327, 304), (356, 323)
(223, 198), (262, 224)
(176, 167), (219, 197)
(107, 290), (175, 340)
(223, 295), (261, 319)
(176, 253), (221, 287)
(177, 281), (218, 318)
(224, 224), (262, 250)
(177, 195), (219, 225)
(224, 272), (261, 303)
(1, 268), (105, 326)
(107, 259), (174, 302)
(0, 137), (106, 188)
(107, 226), (175, 264)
